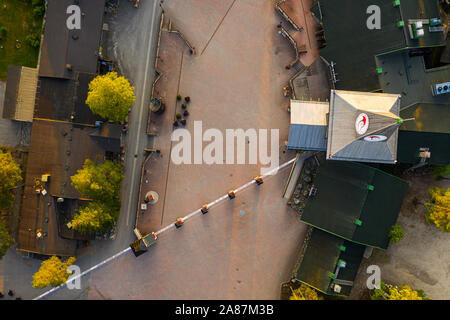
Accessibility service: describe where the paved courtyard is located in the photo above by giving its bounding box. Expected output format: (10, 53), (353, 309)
(85, 0), (309, 299)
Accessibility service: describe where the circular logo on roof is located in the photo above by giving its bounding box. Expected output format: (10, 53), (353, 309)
(364, 135), (387, 142)
(355, 113), (369, 135)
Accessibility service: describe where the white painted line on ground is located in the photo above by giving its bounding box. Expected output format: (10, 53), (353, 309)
(34, 157), (296, 300)
(33, 247), (132, 301)
(126, 0), (159, 226)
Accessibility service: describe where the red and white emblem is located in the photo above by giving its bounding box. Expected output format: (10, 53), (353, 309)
(355, 113), (369, 135)
(364, 135), (387, 142)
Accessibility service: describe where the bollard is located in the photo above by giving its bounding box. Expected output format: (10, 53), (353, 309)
(201, 204), (209, 214)
(174, 218), (184, 228)
(228, 190), (236, 200)
(254, 176), (263, 185)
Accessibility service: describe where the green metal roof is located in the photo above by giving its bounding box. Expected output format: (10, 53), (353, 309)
(316, 0), (406, 92)
(400, 103), (450, 134)
(300, 160), (409, 249)
(377, 53), (450, 111)
(295, 228), (365, 297)
(398, 130), (450, 165)
(399, 0), (446, 49)
(316, 0), (447, 92)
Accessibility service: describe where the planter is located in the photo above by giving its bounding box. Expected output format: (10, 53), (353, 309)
(150, 98), (165, 114)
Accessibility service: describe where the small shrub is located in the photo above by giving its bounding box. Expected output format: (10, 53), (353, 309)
(433, 165), (450, 179)
(175, 113), (182, 120)
(389, 225), (405, 243)
(181, 103), (187, 109)
(33, 6), (45, 18)
(25, 33), (41, 48)
(0, 26), (7, 40)
(183, 110), (189, 117)
(176, 94), (181, 101)
(184, 96), (190, 103)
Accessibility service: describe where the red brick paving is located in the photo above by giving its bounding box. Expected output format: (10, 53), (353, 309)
(88, 0), (309, 299)
(278, 0), (320, 66)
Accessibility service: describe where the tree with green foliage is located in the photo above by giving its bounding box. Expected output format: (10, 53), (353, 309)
(86, 72), (135, 122)
(70, 159), (123, 234)
(389, 224), (405, 243)
(425, 187), (450, 232)
(371, 281), (428, 300)
(0, 26), (7, 40)
(0, 221), (14, 260)
(25, 33), (40, 48)
(0, 149), (22, 210)
(32, 256), (76, 288)
(433, 165), (450, 179)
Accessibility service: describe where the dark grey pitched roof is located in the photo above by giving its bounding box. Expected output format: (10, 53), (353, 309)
(39, 0), (105, 78)
(34, 72), (104, 125)
(2, 66), (21, 119)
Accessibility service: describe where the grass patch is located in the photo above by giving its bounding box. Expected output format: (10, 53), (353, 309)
(0, 0), (44, 80)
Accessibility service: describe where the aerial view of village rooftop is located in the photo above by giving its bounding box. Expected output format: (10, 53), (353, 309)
(0, 0), (449, 314)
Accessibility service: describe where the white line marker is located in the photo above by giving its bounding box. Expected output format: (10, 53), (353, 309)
(34, 157), (296, 300)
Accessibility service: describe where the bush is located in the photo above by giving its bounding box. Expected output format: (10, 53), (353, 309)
(433, 165), (450, 178)
(389, 224), (405, 243)
(289, 284), (323, 300)
(371, 281), (428, 300)
(425, 187), (450, 232)
(0, 26), (7, 40)
(25, 33), (40, 48)
(33, 6), (45, 18)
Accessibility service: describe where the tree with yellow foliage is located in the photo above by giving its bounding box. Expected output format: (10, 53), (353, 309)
(289, 284), (323, 300)
(425, 187), (450, 232)
(32, 256), (76, 288)
(70, 159), (123, 234)
(0, 148), (22, 210)
(71, 159), (123, 205)
(86, 72), (135, 122)
(0, 221), (14, 260)
(371, 281), (427, 300)
(71, 202), (115, 235)
(0, 149), (21, 260)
